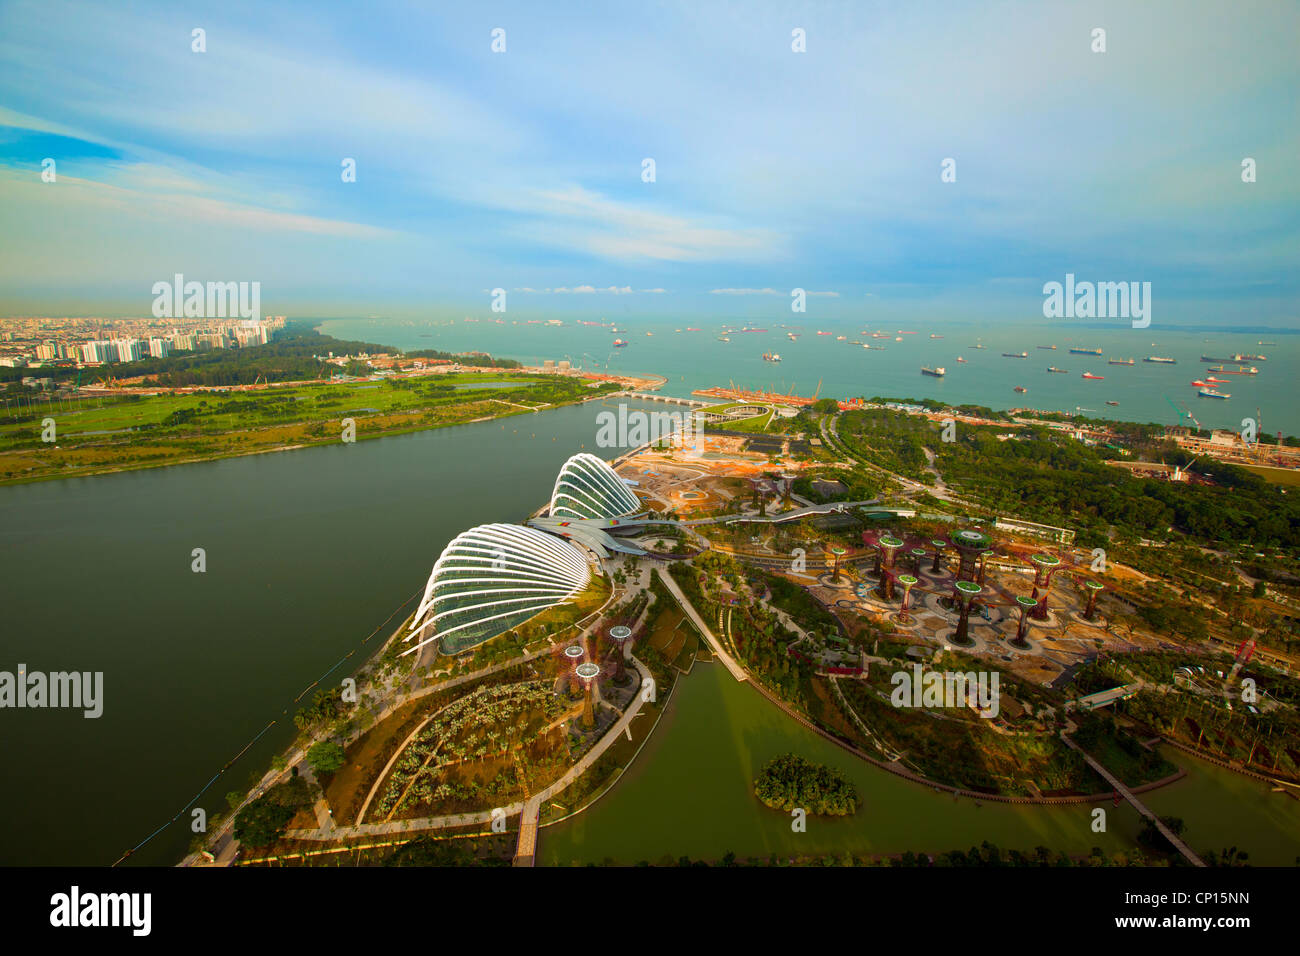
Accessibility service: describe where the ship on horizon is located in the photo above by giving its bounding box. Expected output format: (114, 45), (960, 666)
(1081, 371), (1104, 380)
(1047, 366), (1068, 373)
(1037, 345), (1057, 350)
(1069, 347), (1103, 355)
(1108, 358), (1135, 366)
(1144, 356), (1176, 364)
(1003, 351), (1028, 358)
(921, 366), (946, 377)
(1198, 388), (1230, 399)
(1208, 364), (1258, 375)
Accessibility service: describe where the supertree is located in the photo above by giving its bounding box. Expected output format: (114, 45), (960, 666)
(952, 580), (982, 646)
(1029, 553), (1065, 620)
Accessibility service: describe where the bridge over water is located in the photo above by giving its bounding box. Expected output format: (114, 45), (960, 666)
(1060, 733), (1205, 867)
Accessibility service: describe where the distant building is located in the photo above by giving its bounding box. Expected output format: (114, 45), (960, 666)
(993, 516), (1075, 545)
(148, 338), (170, 359)
(114, 339), (143, 362)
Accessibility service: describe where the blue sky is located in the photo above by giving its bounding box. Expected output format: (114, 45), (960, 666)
(0, 0), (1296, 325)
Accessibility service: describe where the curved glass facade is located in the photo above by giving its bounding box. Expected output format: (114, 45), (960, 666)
(550, 453), (641, 520)
(407, 523), (591, 656)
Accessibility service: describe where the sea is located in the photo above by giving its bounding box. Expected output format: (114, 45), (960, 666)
(319, 317), (1300, 438)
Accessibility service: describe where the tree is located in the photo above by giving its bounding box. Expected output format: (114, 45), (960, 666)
(307, 741), (347, 775)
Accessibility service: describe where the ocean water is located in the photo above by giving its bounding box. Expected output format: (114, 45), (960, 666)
(319, 317), (1300, 437)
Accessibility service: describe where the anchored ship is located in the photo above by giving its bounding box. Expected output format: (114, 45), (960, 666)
(1003, 351), (1028, 358)
(1108, 358), (1135, 366)
(1198, 388), (1230, 399)
(1070, 347), (1103, 355)
(763, 352), (781, 362)
(1014, 385), (1027, 393)
(1047, 366), (1068, 373)
(921, 366), (946, 377)
(1081, 371), (1104, 380)
(1208, 364), (1258, 375)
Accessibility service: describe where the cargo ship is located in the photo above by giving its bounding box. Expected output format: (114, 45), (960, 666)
(930, 334), (944, 339)
(1191, 380), (1210, 387)
(762, 352), (781, 362)
(817, 330), (832, 336)
(1003, 351), (1028, 358)
(1070, 347), (1103, 355)
(1234, 353), (1266, 361)
(1208, 364), (1258, 375)
(1106, 401), (1119, 406)
(1108, 358), (1135, 366)
(1198, 388), (1230, 399)
(956, 356), (968, 363)
(787, 332), (799, 341)
(1081, 371), (1104, 380)
(1206, 377), (1229, 384)
(1047, 366), (1068, 373)
(971, 340), (986, 349)
(1201, 355), (1249, 364)
(921, 366), (946, 377)
(1038, 345), (1057, 350)
(613, 339), (628, 347)
(685, 327), (701, 332)
(1144, 356), (1176, 364)
(1014, 385), (1027, 393)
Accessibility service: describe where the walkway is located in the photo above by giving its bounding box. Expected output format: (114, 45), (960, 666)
(512, 656), (653, 866)
(1060, 733), (1205, 866)
(655, 566), (747, 682)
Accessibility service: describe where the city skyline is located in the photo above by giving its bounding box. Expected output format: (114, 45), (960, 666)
(1, 0), (1297, 323)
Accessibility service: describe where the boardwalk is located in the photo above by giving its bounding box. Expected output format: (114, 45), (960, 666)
(1061, 733), (1205, 866)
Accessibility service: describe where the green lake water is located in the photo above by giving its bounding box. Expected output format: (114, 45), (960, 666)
(540, 662), (1300, 866)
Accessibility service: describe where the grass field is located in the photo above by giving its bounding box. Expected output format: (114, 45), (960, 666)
(0, 372), (616, 484)
(1239, 463), (1300, 487)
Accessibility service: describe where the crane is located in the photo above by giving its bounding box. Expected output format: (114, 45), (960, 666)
(1164, 394), (1200, 429)
(812, 378), (823, 401)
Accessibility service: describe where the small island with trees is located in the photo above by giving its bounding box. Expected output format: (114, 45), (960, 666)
(754, 754), (859, 816)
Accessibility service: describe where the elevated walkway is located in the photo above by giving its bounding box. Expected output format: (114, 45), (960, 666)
(1061, 733), (1205, 867)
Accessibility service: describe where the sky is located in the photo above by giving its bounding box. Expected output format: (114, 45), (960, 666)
(0, 0), (1297, 326)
